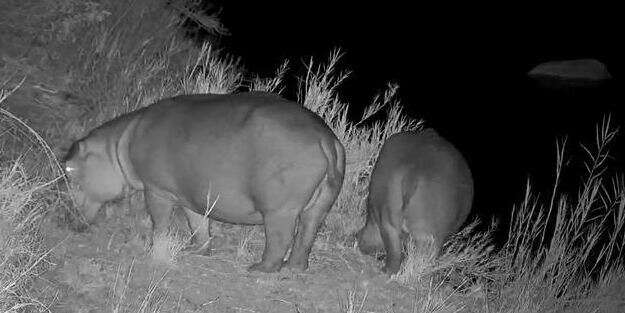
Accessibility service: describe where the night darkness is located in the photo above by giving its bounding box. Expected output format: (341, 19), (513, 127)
(218, 2), (622, 231)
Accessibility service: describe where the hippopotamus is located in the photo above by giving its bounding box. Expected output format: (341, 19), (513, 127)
(64, 92), (345, 272)
(357, 129), (473, 274)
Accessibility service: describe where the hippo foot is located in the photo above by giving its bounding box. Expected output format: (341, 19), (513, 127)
(247, 261), (282, 273)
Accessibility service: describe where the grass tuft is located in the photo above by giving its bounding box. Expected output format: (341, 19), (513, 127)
(180, 43), (243, 95)
(0, 161), (57, 312)
(338, 282), (368, 313)
(250, 60), (290, 94)
(490, 116), (625, 312)
(149, 231), (186, 268)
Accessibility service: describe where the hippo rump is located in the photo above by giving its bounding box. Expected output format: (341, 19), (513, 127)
(64, 92), (345, 272)
(357, 129), (473, 273)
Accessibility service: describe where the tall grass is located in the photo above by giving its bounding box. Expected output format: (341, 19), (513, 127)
(1, 70), (68, 312)
(490, 117), (625, 312)
(180, 43), (243, 95)
(0, 163), (47, 312)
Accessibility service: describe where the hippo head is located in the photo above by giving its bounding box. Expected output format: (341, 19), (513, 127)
(64, 138), (126, 223)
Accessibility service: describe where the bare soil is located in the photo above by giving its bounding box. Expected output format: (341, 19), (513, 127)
(31, 201), (461, 313)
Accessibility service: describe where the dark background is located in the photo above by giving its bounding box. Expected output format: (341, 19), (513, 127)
(215, 2), (622, 233)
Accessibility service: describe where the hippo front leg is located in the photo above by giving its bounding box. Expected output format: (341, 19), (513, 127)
(248, 209), (298, 273)
(144, 189), (175, 249)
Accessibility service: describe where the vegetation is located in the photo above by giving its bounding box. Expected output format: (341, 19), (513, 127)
(1, 0), (624, 312)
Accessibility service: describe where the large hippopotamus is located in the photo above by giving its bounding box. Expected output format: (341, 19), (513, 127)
(357, 129), (473, 274)
(64, 92), (345, 272)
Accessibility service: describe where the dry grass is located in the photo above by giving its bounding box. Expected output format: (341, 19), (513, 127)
(107, 259), (172, 313)
(0, 162), (51, 312)
(487, 117), (625, 313)
(392, 220), (498, 288)
(338, 282), (369, 313)
(0, 79), (66, 181)
(235, 226), (262, 265)
(2, 1), (625, 312)
(0, 81), (68, 312)
(149, 231), (186, 268)
(250, 60), (290, 94)
(409, 278), (465, 313)
(180, 43), (243, 95)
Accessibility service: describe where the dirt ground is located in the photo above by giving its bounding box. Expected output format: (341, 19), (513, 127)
(29, 201), (485, 313)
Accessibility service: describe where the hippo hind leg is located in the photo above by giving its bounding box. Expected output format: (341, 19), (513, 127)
(402, 183), (448, 262)
(378, 181), (405, 274)
(248, 205), (299, 273)
(284, 174), (340, 271)
(378, 205), (404, 274)
(286, 140), (344, 271)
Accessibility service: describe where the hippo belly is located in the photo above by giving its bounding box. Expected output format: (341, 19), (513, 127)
(173, 182), (264, 225)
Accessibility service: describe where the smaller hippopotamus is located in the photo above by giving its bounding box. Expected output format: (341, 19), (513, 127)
(357, 129), (473, 274)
